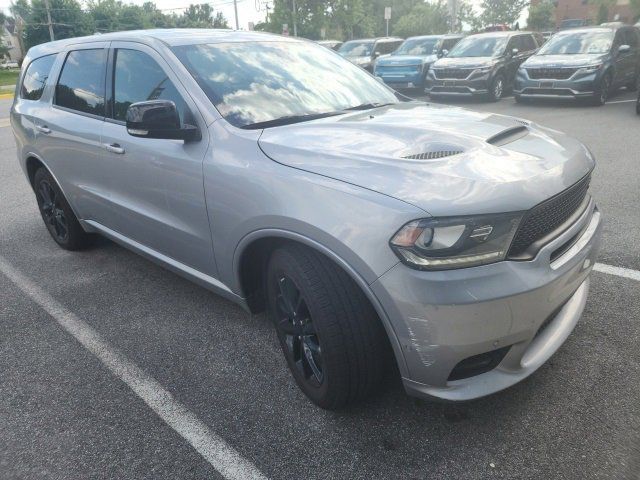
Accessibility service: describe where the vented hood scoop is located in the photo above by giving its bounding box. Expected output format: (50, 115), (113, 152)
(402, 143), (464, 160)
(486, 125), (529, 146)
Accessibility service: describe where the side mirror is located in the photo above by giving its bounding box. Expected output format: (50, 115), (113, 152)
(373, 51), (381, 58)
(439, 49), (449, 58)
(511, 48), (519, 57)
(618, 44), (631, 55)
(125, 100), (200, 142)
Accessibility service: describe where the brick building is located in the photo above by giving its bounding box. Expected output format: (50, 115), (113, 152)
(533, 0), (637, 29)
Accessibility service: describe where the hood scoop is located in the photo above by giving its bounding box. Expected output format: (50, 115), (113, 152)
(402, 143), (464, 160)
(486, 125), (529, 147)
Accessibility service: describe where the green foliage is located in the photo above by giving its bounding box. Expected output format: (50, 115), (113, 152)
(527, 0), (555, 30)
(0, 69), (21, 85)
(11, 0), (229, 50)
(393, 2), (449, 38)
(477, 0), (529, 28)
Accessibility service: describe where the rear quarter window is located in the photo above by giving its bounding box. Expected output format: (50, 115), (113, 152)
(21, 55), (56, 100)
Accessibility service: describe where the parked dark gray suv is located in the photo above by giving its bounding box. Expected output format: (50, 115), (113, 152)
(425, 31), (540, 101)
(514, 26), (640, 105)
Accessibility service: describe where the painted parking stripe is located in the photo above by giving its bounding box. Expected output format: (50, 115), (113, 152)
(0, 256), (269, 480)
(0, 118), (10, 128)
(594, 262), (640, 282)
(606, 99), (637, 104)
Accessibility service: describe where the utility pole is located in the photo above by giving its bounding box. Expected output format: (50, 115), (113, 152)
(292, 0), (297, 36)
(44, 0), (55, 41)
(233, 0), (239, 29)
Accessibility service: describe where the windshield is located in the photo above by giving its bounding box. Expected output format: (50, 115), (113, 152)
(395, 38), (439, 56)
(338, 41), (373, 57)
(447, 36), (508, 58)
(538, 31), (613, 55)
(173, 41), (398, 128)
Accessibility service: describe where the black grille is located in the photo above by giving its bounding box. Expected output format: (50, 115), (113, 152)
(434, 68), (472, 79)
(527, 68), (578, 80)
(508, 174), (591, 258)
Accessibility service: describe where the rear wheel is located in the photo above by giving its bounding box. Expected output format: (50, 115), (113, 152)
(266, 245), (389, 410)
(488, 74), (505, 102)
(33, 167), (92, 250)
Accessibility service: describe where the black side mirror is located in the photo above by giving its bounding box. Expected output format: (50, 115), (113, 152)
(511, 48), (519, 57)
(126, 100), (200, 142)
(439, 49), (449, 58)
(373, 51), (381, 58)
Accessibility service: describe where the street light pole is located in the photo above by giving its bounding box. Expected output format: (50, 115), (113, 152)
(292, 0), (297, 36)
(233, 0), (239, 29)
(44, 0), (54, 41)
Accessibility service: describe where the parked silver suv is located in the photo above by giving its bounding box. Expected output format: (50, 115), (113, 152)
(11, 30), (602, 409)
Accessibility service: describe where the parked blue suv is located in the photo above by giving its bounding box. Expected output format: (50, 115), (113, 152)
(374, 34), (464, 89)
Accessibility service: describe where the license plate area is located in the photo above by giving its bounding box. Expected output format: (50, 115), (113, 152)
(444, 80), (456, 87)
(539, 81), (554, 88)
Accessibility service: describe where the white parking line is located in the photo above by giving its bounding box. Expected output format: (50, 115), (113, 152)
(0, 256), (268, 480)
(594, 262), (640, 282)
(606, 99), (637, 104)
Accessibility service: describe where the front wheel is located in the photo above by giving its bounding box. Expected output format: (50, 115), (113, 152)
(488, 74), (505, 102)
(266, 245), (389, 410)
(592, 72), (612, 106)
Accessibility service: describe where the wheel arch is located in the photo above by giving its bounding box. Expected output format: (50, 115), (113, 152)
(233, 229), (409, 377)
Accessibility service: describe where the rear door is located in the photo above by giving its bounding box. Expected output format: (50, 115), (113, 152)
(99, 42), (215, 275)
(35, 42), (109, 221)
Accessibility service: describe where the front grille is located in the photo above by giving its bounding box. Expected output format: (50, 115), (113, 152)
(527, 68), (578, 80)
(434, 68), (472, 79)
(508, 174), (591, 258)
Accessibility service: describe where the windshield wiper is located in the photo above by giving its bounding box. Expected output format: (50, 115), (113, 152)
(242, 111), (346, 129)
(343, 102), (395, 111)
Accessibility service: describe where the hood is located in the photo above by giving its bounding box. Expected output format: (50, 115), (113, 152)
(432, 56), (498, 69)
(523, 54), (608, 68)
(377, 54), (437, 67)
(258, 103), (594, 217)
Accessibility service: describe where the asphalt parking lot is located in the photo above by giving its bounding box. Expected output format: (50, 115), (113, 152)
(1, 89), (639, 479)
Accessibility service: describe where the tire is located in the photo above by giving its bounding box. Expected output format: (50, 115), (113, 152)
(592, 72), (612, 106)
(488, 73), (505, 102)
(33, 167), (92, 250)
(266, 244), (389, 410)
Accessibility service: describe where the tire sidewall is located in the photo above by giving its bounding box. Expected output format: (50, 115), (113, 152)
(490, 73), (505, 101)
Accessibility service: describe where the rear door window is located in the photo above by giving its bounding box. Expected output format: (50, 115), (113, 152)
(55, 49), (107, 116)
(111, 48), (188, 123)
(21, 55), (56, 100)
(521, 35), (538, 52)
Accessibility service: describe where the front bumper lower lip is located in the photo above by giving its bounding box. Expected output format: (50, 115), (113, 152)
(404, 277), (590, 401)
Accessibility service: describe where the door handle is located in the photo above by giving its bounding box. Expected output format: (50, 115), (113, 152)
(36, 125), (51, 134)
(104, 143), (125, 154)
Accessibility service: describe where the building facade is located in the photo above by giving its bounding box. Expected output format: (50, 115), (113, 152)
(533, 0), (636, 29)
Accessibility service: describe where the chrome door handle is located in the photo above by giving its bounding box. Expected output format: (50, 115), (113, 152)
(36, 125), (51, 134)
(104, 143), (125, 154)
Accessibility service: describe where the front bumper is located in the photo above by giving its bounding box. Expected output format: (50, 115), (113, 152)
(514, 69), (599, 99)
(371, 200), (602, 401)
(425, 72), (490, 96)
(375, 68), (426, 89)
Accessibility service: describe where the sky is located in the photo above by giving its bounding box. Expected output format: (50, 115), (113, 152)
(0, 0), (526, 33)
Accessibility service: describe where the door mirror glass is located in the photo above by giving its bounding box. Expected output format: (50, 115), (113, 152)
(618, 44), (631, 55)
(126, 100), (199, 141)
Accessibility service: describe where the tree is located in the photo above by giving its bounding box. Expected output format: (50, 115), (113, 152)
(393, 1), (449, 38)
(477, 0), (529, 28)
(527, 0), (555, 30)
(17, 0), (92, 50)
(0, 12), (9, 60)
(590, 0), (615, 24)
(177, 4), (227, 28)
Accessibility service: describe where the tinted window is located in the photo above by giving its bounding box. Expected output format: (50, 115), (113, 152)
(113, 49), (187, 123)
(21, 55), (56, 100)
(624, 29), (638, 48)
(396, 38), (439, 56)
(173, 41), (397, 128)
(55, 49), (106, 116)
(338, 41), (374, 57)
(442, 38), (461, 51)
(521, 35), (538, 52)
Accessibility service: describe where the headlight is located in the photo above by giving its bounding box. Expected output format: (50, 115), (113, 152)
(578, 63), (602, 73)
(389, 213), (522, 270)
(474, 66), (493, 75)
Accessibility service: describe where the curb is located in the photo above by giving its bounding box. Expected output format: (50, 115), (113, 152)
(0, 93), (14, 100)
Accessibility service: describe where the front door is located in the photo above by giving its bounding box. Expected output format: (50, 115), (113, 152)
(99, 42), (215, 276)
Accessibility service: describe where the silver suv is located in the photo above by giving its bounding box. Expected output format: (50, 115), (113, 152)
(11, 30), (602, 409)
